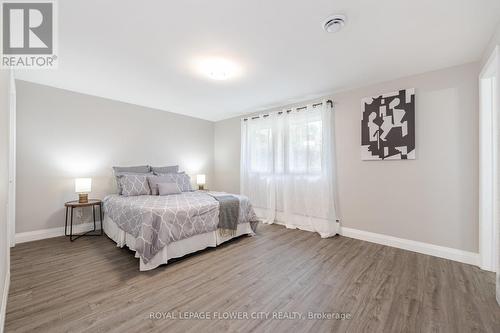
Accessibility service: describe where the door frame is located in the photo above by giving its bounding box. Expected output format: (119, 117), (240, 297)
(479, 46), (499, 272)
(8, 70), (16, 247)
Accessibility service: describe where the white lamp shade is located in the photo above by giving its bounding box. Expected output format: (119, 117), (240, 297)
(196, 174), (206, 185)
(75, 178), (92, 193)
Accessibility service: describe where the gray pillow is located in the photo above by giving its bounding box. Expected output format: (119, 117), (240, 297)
(177, 173), (194, 192)
(117, 174), (151, 196)
(113, 165), (151, 173)
(113, 166), (151, 194)
(151, 165), (179, 174)
(156, 173), (193, 192)
(147, 175), (177, 195)
(158, 182), (181, 196)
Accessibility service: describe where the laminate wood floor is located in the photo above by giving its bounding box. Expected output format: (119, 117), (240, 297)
(5, 224), (500, 333)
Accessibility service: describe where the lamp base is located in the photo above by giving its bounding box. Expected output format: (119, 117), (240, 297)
(198, 184), (204, 190)
(78, 193), (89, 203)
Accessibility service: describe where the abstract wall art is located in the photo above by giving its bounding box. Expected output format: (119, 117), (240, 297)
(361, 88), (415, 160)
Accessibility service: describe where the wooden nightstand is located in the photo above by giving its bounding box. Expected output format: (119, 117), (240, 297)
(64, 199), (103, 241)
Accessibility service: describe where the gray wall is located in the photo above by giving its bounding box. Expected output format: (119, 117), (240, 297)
(214, 117), (241, 194)
(214, 62), (479, 253)
(0, 70), (10, 327)
(16, 81), (215, 233)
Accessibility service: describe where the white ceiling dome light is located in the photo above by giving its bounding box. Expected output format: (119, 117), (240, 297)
(322, 14), (347, 33)
(194, 57), (241, 81)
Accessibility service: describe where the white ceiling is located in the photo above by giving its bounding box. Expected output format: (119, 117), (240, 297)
(15, 0), (500, 121)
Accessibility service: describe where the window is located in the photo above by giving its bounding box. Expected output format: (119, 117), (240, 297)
(288, 119), (322, 174)
(249, 127), (272, 173)
(247, 114), (323, 174)
(240, 102), (337, 237)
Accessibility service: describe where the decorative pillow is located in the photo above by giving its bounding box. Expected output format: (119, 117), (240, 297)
(151, 165), (179, 174)
(177, 173), (194, 192)
(147, 175), (178, 195)
(156, 173), (193, 192)
(113, 165), (151, 195)
(117, 174), (151, 196)
(158, 182), (181, 196)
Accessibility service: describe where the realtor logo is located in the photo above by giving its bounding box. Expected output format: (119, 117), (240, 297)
(1, 1), (57, 68)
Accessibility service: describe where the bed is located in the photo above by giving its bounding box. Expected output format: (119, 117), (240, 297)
(103, 191), (259, 271)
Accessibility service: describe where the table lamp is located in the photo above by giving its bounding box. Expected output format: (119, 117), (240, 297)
(196, 174), (206, 190)
(75, 178), (92, 203)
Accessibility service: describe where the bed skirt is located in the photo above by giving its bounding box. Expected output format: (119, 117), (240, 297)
(103, 215), (255, 271)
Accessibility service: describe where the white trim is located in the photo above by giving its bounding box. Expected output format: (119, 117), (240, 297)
(339, 227), (479, 266)
(15, 222), (98, 244)
(14, 223), (480, 266)
(0, 270), (9, 333)
(8, 70), (16, 247)
(479, 74), (495, 270)
(479, 45), (499, 272)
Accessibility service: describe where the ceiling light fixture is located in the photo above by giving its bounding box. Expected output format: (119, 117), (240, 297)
(322, 14), (347, 33)
(196, 57), (240, 81)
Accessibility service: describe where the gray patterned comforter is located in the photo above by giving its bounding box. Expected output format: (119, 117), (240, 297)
(103, 191), (258, 263)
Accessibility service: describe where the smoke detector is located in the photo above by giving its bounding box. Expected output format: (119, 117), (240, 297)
(322, 14), (347, 33)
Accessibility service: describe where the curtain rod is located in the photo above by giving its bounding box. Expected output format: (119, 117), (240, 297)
(243, 99), (333, 121)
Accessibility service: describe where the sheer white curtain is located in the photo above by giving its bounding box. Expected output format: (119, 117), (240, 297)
(241, 100), (338, 237)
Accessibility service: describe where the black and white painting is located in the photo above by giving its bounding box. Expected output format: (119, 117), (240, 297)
(361, 88), (415, 160)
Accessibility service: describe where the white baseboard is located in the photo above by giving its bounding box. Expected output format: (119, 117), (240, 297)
(0, 270), (10, 333)
(15, 222), (99, 244)
(339, 226), (479, 266)
(15, 222), (480, 266)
